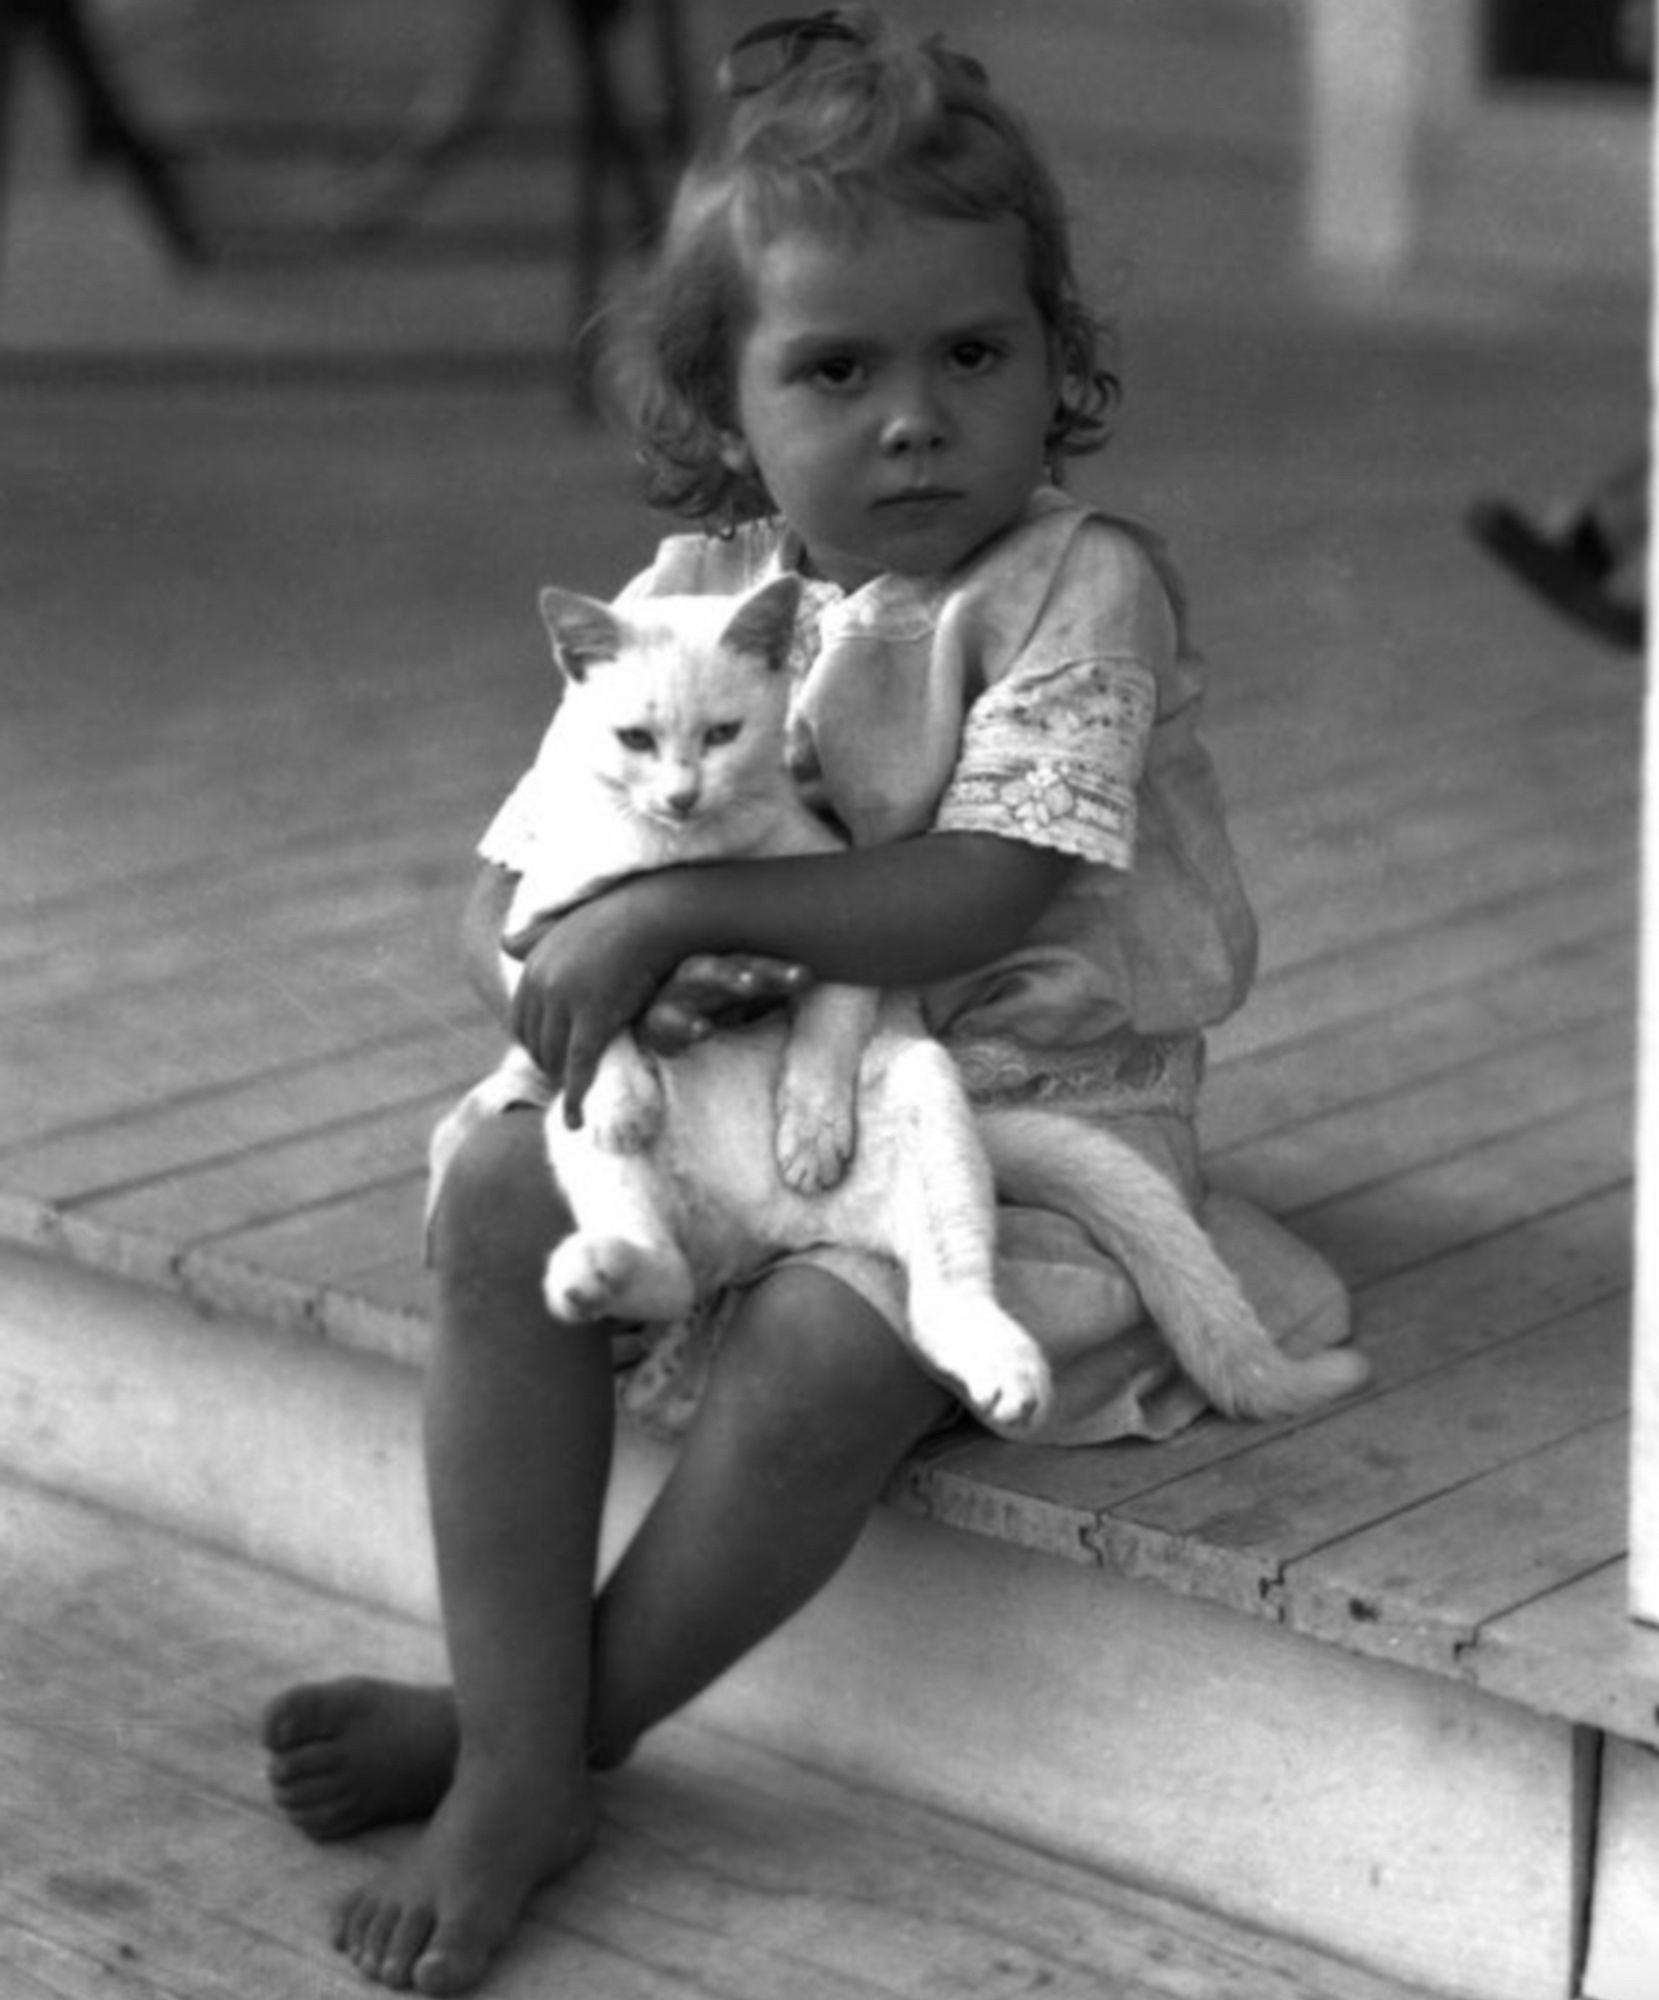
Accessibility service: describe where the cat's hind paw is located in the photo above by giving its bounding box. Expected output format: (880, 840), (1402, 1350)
(931, 1302), (1053, 1435)
(545, 1234), (693, 1325)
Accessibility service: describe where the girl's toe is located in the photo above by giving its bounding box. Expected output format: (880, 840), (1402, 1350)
(269, 1738), (345, 1784)
(379, 1905), (440, 1991)
(413, 1920), (497, 1997)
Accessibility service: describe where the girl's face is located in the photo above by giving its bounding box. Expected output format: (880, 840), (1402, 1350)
(722, 207), (1057, 591)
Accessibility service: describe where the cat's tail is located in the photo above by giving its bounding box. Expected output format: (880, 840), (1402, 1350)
(976, 1107), (1370, 1420)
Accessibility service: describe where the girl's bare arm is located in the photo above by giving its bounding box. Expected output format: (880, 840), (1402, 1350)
(511, 832), (1075, 1119)
(462, 860), (818, 1057)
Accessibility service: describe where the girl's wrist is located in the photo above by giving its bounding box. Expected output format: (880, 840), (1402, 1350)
(621, 867), (718, 985)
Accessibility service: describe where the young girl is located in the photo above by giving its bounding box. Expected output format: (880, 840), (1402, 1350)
(263, 13), (1352, 1992)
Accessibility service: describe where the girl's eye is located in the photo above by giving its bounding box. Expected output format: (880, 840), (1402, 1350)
(704, 722), (743, 748)
(950, 340), (1002, 375)
(615, 728), (656, 754)
(808, 355), (865, 391)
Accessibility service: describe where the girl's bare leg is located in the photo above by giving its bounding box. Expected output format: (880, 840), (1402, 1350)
(309, 1110), (613, 1995)
(587, 1260), (954, 1764)
(266, 1161), (950, 1990)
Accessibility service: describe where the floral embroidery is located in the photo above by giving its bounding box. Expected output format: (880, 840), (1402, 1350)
(937, 655), (1153, 867)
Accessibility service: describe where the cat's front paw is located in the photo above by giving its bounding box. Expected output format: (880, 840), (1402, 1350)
(938, 1303), (1053, 1435)
(585, 1059), (664, 1155)
(775, 1087), (856, 1193)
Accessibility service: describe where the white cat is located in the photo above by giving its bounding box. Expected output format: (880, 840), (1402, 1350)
(431, 576), (1370, 1432)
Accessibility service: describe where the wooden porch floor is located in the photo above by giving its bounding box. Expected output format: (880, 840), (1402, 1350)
(0, 1472), (1443, 2000)
(1, 284), (1653, 1754)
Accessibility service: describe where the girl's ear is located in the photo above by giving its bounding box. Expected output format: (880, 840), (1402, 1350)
(538, 587), (622, 683)
(716, 430), (755, 477)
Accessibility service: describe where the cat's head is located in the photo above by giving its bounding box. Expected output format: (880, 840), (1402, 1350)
(538, 574), (803, 828)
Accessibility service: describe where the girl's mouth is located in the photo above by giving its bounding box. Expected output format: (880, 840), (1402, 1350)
(876, 487), (961, 512)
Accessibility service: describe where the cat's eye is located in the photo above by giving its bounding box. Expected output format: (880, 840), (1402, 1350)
(704, 722), (743, 748)
(615, 727), (656, 754)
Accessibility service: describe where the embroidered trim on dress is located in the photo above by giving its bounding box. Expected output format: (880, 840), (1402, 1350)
(948, 1031), (1203, 1118)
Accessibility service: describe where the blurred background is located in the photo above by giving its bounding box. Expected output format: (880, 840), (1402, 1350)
(0, 0), (1647, 367)
(0, 0), (1650, 1122)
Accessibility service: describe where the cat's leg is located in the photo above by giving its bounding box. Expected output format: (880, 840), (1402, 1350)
(774, 983), (881, 1192)
(878, 1041), (1053, 1432)
(543, 1129), (696, 1326)
(580, 1033), (664, 1155)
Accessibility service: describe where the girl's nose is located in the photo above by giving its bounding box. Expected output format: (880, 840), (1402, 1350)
(879, 385), (949, 455)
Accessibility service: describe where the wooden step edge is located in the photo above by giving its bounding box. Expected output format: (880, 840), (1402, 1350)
(6, 1196), (1655, 1766)
(0, 1186), (428, 1369)
(0, 1241), (1601, 2000)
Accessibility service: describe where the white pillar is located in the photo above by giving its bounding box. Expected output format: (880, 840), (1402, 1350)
(1631, 157), (1659, 1629)
(1302, 0), (1425, 278)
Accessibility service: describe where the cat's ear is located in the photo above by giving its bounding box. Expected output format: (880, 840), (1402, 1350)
(539, 588), (622, 683)
(719, 575), (803, 673)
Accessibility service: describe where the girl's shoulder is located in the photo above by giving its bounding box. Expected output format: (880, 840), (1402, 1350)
(943, 491), (1188, 678)
(992, 491), (1189, 639)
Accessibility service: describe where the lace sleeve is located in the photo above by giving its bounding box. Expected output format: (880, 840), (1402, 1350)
(934, 653), (1156, 868)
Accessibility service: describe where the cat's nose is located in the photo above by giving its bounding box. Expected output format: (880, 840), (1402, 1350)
(662, 784), (700, 818)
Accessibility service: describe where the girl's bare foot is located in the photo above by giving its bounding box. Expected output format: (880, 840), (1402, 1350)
(333, 1755), (596, 1994)
(262, 1678), (458, 1841)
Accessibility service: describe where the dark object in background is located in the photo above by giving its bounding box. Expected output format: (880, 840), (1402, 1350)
(1484, 0), (1654, 89)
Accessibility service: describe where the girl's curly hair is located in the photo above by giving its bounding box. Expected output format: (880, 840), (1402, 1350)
(607, 9), (1120, 531)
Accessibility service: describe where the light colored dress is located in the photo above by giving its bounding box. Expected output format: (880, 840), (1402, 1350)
(478, 487), (1349, 1445)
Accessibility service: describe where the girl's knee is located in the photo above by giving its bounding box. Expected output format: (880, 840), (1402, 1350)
(708, 1266), (954, 1480)
(429, 1108), (570, 1294)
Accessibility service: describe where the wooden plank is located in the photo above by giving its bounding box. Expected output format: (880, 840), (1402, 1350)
(194, 1176), (430, 1288)
(1201, 923), (1635, 1151)
(1212, 1008), (1633, 1213)
(1085, 1298), (1630, 1612)
(0, 1018), (492, 1201)
(77, 1093), (451, 1243)
(1213, 625), (1635, 815)
(904, 1185), (1635, 1542)
(1212, 861), (1635, 1066)
(0, 1476), (1446, 2000)
(1583, 1738), (1659, 2000)
(0, 825), (476, 1012)
(1225, 688), (1638, 861)
(1240, 768), (1636, 969)
(1472, 1562), (1659, 1747)
(0, 915), (477, 1148)
(1286, 1092), (1632, 1288)
(1284, 1417), (1629, 1672)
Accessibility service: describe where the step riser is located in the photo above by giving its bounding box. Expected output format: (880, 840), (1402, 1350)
(0, 1246), (1586, 2000)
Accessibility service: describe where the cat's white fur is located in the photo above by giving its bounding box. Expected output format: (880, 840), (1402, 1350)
(431, 577), (1370, 1431)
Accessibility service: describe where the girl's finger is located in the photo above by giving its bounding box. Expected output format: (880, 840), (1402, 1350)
(638, 999), (713, 1054)
(560, 1020), (611, 1128)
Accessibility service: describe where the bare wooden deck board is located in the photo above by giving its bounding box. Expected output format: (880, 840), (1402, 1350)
(0, 1476), (1439, 2000)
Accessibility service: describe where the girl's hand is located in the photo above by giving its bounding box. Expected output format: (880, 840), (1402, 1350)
(639, 954), (812, 1054)
(508, 885), (686, 1125)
